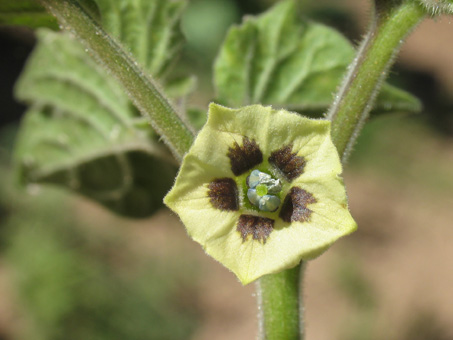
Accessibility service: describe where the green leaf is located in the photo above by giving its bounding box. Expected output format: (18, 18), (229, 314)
(14, 29), (177, 218)
(186, 107), (207, 131)
(164, 75), (197, 99)
(93, 0), (187, 79)
(0, 0), (58, 29)
(214, 0), (421, 114)
(374, 83), (422, 114)
(92, 0), (195, 107)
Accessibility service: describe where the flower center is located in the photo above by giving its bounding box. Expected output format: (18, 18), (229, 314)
(246, 169), (282, 212)
(256, 184), (268, 196)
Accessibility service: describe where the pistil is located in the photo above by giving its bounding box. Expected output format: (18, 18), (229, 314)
(247, 170), (282, 212)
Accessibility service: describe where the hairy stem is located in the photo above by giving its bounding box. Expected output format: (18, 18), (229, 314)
(326, 1), (426, 161)
(39, 0), (194, 161)
(258, 2), (428, 339)
(257, 262), (304, 340)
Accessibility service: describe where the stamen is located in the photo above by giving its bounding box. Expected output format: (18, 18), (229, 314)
(259, 195), (280, 212)
(246, 169), (281, 212)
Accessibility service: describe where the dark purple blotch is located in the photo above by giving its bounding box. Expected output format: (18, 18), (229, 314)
(208, 178), (239, 211)
(269, 144), (305, 181)
(279, 187), (316, 223)
(237, 214), (274, 243)
(227, 137), (263, 176)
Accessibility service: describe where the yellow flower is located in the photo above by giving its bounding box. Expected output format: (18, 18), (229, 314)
(164, 103), (356, 284)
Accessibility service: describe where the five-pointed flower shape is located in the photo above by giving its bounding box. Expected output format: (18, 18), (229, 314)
(164, 104), (357, 284)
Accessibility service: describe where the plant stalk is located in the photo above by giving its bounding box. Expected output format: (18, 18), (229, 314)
(39, 0), (194, 161)
(258, 2), (428, 339)
(257, 262), (304, 340)
(326, 1), (426, 161)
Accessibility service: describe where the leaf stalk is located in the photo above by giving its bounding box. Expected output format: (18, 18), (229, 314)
(326, 1), (426, 161)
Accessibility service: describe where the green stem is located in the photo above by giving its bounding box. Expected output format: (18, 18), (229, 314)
(326, 1), (426, 161)
(39, 0), (194, 161)
(258, 3), (428, 339)
(258, 262), (304, 340)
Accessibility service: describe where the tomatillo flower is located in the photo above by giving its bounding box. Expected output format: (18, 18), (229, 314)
(164, 104), (356, 284)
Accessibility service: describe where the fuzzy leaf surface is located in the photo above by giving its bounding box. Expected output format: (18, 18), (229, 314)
(214, 0), (421, 114)
(14, 29), (177, 218)
(93, 0), (186, 79)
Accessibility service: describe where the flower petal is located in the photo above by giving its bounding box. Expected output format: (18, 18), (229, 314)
(164, 103), (356, 284)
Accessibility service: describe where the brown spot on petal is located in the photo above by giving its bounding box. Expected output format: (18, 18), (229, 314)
(279, 187), (316, 223)
(237, 215), (274, 243)
(208, 178), (239, 211)
(227, 137), (263, 176)
(269, 144), (305, 181)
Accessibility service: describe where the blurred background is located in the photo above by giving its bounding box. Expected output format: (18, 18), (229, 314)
(1, 0), (453, 339)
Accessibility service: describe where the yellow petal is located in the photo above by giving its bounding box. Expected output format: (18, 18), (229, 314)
(164, 103), (357, 284)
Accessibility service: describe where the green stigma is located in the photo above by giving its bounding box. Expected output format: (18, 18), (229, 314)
(256, 184), (268, 196)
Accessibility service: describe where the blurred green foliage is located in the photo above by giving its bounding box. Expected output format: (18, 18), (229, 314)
(181, 0), (239, 60)
(335, 257), (376, 311)
(349, 114), (453, 195)
(0, 0), (57, 29)
(0, 126), (200, 340)
(334, 256), (377, 340)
